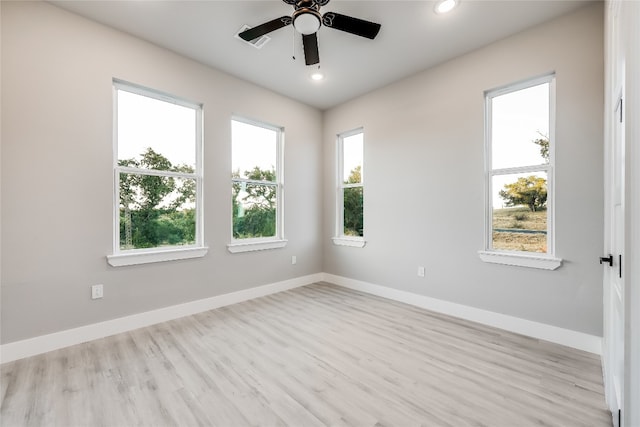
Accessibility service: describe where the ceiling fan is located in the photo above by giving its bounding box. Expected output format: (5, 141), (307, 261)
(238, 0), (382, 66)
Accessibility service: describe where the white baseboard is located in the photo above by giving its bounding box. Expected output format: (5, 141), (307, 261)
(0, 273), (322, 364)
(322, 273), (602, 355)
(1, 271), (602, 363)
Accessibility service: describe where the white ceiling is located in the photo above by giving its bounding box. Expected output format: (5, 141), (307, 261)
(50, 0), (593, 110)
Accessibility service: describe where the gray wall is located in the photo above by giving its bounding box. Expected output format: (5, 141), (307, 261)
(322, 4), (604, 336)
(1, 2), (323, 343)
(1, 2), (605, 344)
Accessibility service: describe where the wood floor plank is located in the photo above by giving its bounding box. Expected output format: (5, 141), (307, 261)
(1, 283), (610, 426)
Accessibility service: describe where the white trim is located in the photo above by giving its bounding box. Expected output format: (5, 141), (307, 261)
(477, 250), (562, 270)
(332, 237), (366, 248)
(336, 128), (365, 240)
(624, 2), (640, 423)
(227, 239), (288, 253)
(112, 80), (205, 256)
(107, 246), (208, 267)
(322, 273), (600, 354)
(484, 74), (557, 257)
(230, 117), (285, 244)
(484, 72), (556, 99)
(113, 79), (201, 108)
(0, 272), (601, 363)
(0, 273), (322, 364)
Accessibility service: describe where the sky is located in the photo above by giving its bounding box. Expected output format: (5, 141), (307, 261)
(231, 119), (277, 178)
(117, 90), (196, 168)
(491, 82), (549, 208)
(118, 83), (547, 209)
(118, 90), (282, 179)
(343, 132), (363, 182)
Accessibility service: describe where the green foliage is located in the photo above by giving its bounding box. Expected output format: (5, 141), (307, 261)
(232, 167), (277, 239)
(120, 209), (195, 249)
(345, 165), (362, 184)
(498, 135), (549, 213)
(499, 176), (547, 212)
(532, 133), (549, 162)
(343, 166), (364, 237)
(119, 148), (196, 249)
(343, 187), (363, 236)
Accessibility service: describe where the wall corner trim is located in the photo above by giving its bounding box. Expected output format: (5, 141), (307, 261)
(321, 273), (602, 355)
(0, 273), (323, 364)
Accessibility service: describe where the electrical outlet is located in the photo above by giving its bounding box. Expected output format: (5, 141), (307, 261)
(91, 284), (104, 300)
(417, 266), (425, 277)
(291, 255), (297, 265)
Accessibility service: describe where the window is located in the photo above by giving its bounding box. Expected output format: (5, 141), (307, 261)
(228, 117), (286, 253)
(107, 81), (206, 267)
(333, 129), (365, 247)
(479, 74), (561, 270)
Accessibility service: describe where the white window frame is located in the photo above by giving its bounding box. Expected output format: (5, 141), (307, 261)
(478, 74), (562, 270)
(333, 128), (366, 248)
(107, 80), (207, 267)
(227, 116), (286, 253)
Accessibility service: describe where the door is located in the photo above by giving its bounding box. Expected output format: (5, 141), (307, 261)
(605, 2), (640, 426)
(603, 88), (625, 426)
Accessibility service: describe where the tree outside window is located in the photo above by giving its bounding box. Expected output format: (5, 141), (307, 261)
(337, 130), (364, 239)
(486, 76), (555, 255)
(114, 82), (203, 252)
(231, 118), (283, 241)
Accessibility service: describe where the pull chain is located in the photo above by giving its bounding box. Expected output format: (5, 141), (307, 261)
(291, 27), (296, 61)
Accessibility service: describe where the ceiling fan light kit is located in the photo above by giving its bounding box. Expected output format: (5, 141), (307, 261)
(293, 8), (322, 35)
(238, 0), (381, 66)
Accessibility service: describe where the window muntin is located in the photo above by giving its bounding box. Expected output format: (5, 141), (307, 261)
(486, 75), (555, 256)
(337, 129), (364, 239)
(231, 118), (283, 242)
(114, 81), (203, 254)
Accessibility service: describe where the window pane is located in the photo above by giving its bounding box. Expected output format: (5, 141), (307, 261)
(232, 120), (277, 181)
(117, 90), (196, 171)
(491, 83), (549, 169)
(119, 173), (196, 249)
(343, 133), (363, 184)
(492, 172), (547, 253)
(232, 182), (277, 239)
(343, 187), (363, 237)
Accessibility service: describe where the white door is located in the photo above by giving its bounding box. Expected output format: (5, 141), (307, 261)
(605, 2), (640, 426)
(603, 89), (625, 426)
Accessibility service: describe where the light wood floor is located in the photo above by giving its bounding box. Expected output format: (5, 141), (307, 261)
(1, 283), (610, 426)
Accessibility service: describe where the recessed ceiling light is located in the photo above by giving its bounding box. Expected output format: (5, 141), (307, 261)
(434, 0), (459, 14)
(310, 71), (325, 81)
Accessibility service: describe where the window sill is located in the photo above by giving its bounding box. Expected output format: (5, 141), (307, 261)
(478, 250), (562, 270)
(227, 239), (288, 253)
(332, 237), (366, 248)
(107, 246), (208, 267)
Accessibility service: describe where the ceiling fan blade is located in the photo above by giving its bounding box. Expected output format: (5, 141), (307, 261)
(239, 16), (292, 41)
(302, 33), (320, 65)
(322, 12), (381, 39)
